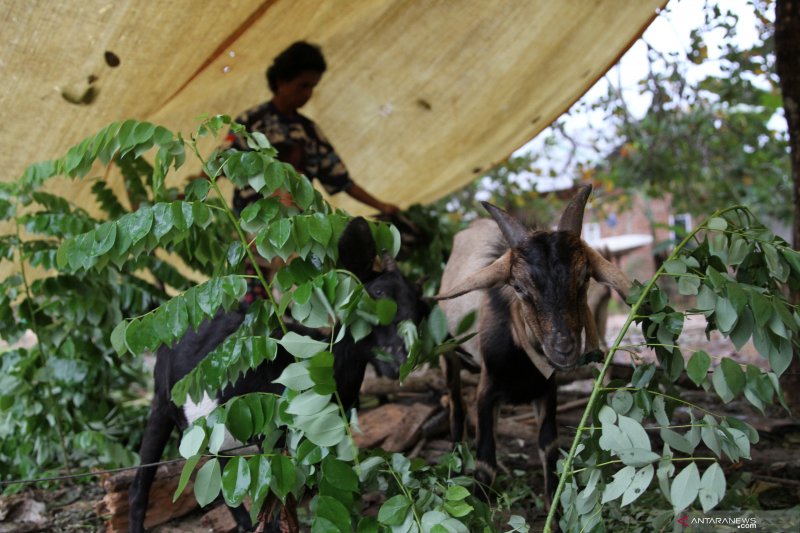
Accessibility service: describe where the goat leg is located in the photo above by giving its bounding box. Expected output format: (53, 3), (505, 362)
(533, 382), (559, 513)
(474, 375), (502, 501)
(441, 352), (467, 443)
(128, 399), (175, 533)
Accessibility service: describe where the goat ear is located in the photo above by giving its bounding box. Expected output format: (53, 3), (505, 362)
(482, 202), (527, 248)
(436, 251), (511, 300)
(586, 246), (630, 301)
(558, 184), (593, 235)
(338, 217), (377, 280)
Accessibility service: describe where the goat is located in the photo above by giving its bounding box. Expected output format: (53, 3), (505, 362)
(127, 217), (425, 532)
(436, 185), (630, 507)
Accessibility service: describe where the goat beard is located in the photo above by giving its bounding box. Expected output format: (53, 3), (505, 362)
(509, 299), (555, 379)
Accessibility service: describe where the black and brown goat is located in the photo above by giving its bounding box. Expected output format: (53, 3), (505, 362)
(128, 217), (426, 532)
(436, 185), (630, 506)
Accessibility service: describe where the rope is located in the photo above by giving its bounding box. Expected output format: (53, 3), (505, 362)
(0, 444), (255, 488)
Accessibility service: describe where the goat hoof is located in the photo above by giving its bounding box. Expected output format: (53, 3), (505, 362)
(472, 463), (496, 502)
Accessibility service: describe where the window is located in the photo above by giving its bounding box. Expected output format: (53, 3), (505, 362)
(669, 213), (692, 242)
(583, 222), (602, 246)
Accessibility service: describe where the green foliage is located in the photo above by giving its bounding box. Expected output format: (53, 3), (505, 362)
(548, 205), (800, 532)
(2, 114), (518, 532)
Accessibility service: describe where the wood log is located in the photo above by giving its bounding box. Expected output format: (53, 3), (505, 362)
(353, 403), (438, 451)
(96, 458), (206, 533)
(360, 372), (449, 397)
(201, 503), (240, 533)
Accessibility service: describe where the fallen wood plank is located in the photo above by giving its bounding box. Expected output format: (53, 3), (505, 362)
(96, 459), (206, 533)
(354, 403), (438, 451)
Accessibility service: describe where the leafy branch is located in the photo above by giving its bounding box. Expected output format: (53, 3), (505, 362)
(546, 205), (800, 532)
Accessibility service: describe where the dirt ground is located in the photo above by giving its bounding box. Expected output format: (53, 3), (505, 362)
(2, 314), (799, 532)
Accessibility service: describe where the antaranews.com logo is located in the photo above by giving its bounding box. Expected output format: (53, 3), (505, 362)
(676, 511), (800, 532)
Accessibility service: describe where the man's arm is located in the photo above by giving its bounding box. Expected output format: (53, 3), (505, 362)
(345, 183), (400, 214)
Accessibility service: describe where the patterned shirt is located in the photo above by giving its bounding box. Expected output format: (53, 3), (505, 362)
(228, 101), (353, 212)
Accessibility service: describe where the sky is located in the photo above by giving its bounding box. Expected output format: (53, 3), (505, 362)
(510, 0), (768, 193)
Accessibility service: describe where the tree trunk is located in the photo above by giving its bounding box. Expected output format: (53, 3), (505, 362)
(775, 0), (800, 413)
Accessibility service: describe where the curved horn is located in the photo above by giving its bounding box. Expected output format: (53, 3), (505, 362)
(558, 185), (593, 235)
(435, 251), (511, 300)
(382, 251), (398, 272)
(482, 202), (527, 248)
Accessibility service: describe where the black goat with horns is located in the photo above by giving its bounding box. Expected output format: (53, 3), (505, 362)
(436, 185), (631, 508)
(127, 217), (426, 532)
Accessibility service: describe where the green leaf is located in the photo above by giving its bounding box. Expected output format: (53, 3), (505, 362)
(321, 456), (359, 493)
(763, 243), (789, 282)
(248, 455), (272, 521)
(663, 259), (687, 275)
(173, 455), (200, 502)
(780, 247), (800, 276)
(269, 218), (292, 249)
(295, 404), (346, 447)
(670, 463), (700, 512)
(356, 517), (379, 533)
(125, 206), (154, 244)
(445, 485), (471, 502)
(375, 298), (397, 326)
(110, 320), (128, 356)
(618, 448), (660, 467)
(275, 361), (315, 391)
(194, 458), (222, 507)
(309, 214), (333, 245)
(712, 358), (744, 403)
(768, 337), (793, 377)
(227, 398), (254, 443)
(270, 454), (296, 502)
(378, 494), (411, 525)
(222, 456), (251, 507)
(656, 458), (675, 504)
(286, 390), (331, 416)
(277, 332), (328, 359)
(427, 306), (449, 344)
(610, 391), (633, 415)
(91, 221), (116, 257)
(455, 311), (476, 335)
(660, 428), (694, 454)
(315, 495), (352, 533)
(701, 415), (722, 457)
(179, 425), (206, 459)
(631, 364), (656, 388)
(227, 241), (245, 267)
(727, 236), (750, 266)
(601, 466), (636, 504)
(443, 499), (473, 518)
(714, 296), (737, 334)
(207, 423), (226, 455)
(621, 464), (654, 506)
(696, 285), (716, 312)
(750, 292), (773, 328)
(686, 351), (710, 386)
(706, 217), (727, 232)
(617, 415), (651, 450)
(729, 308), (754, 351)
(698, 463), (726, 512)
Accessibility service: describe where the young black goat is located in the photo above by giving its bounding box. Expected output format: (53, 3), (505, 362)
(436, 185), (630, 507)
(128, 217), (425, 532)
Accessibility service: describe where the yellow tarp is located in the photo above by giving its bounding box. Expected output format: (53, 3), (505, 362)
(2, 0), (664, 216)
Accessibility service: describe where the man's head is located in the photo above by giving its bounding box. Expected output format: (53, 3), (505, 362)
(267, 41), (326, 110)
